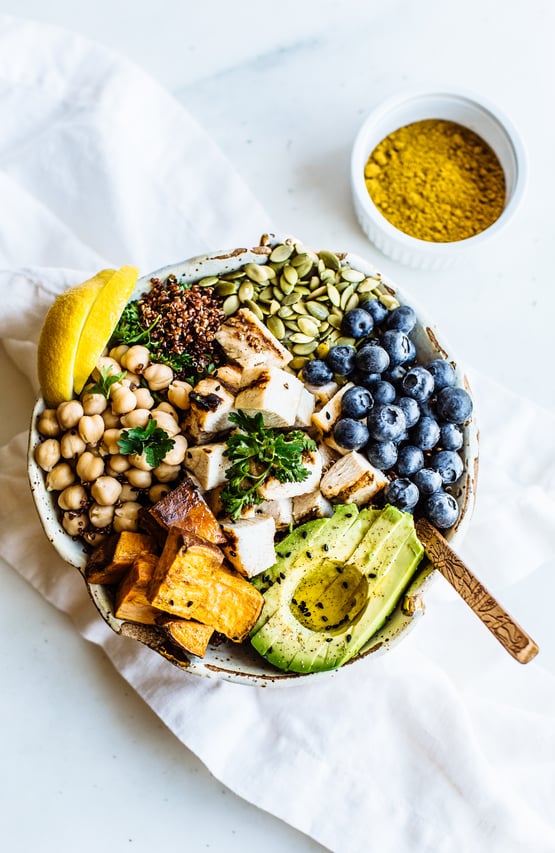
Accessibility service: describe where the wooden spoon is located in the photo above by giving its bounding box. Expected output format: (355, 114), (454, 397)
(415, 518), (539, 664)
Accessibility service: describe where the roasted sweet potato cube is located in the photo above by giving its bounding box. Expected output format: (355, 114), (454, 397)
(86, 531), (157, 585)
(114, 553), (164, 625)
(149, 527), (264, 642)
(142, 476), (226, 545)
(162, 618), (214, 657)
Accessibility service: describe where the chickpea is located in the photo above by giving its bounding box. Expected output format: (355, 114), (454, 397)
(150, 411), (180, 436)
(37, 409), (62, 437)
(120, 408), (151, 429)
(126, 467), (152, 489)
(121, 345), (151, 374)
(167, 380), (192, 412)
(143, 363), (173, 391)
(45, 462), (75, 492)
(163, 433), (187, 466)
(111, 386), (137, 415)
(34, 438), (61, 471)
(60, 430), (86, 460)
(132, 387), (154, 409)
(148, 483), (171, 503)
(105, 454), (130, 475)
(152, 402), (179, 420)
(89, 502), (116, 528)
(78, 414), (105, 446)
(123, 371), (141, 388)
(90, 475), (122, 506)
(58, 484), (88, 511)
(57, 400), (84, 430)
(153, 462), (181, 483)
(101, 428), (122, 455)
(83, 530), (109, 547)
(128, 452), (154, 471)
(76, 451), (105, 482)
(62, 512), (88, 537)
(102, 408), (121, 429)
(109, 344), (129, 363)
(92, 356), (121, 380)
(81, 392), (107, 416)
(113, 501), (142, 533)
(120, 483), (139, 502)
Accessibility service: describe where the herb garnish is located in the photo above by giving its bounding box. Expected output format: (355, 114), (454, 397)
(118, 418), (175, 468)
(221, 410), (317, 519)
(110, 301), (160, 347)
(87, 366), (127, 398)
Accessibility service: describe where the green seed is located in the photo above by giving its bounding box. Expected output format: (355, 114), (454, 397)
(279, 275), (295, 296)
(243, 262), (269, 284)
(269, 299), (281, 315)
(198, 276), (219, 287)
(282, 265), (299, 286)
(341, 267), (365, 284)
(292, 341), (319, 355)
(297, 316), (320, 337)
(344, 293), (359, 313)
(277, 305), (294, 319)
(215, 280), (240, 297)
(282, 291), (302, 306)
(238, 281), (255, 302)
(222, 294), (240, 315)
(335, 336), (356, 347)
(340, 283), (356, 310)
(327, 284), (341, 307)
(328, 314), (342, 330)
(306, 300), (329, 321)
(318, 249), (340, 270)
(258, 285), (274, 302)
(309, 276), (322, 291)
(270, 243), (294, 263)
(221, 270), (245, 280)
(266, 315), (286, 339)
(291, 302), (308, 315)
(289, 332), (314, 344)
(295, 258), (314, 279)
(244, 299), (264, 320)
(289, 356), (309, 370)
(310, 285), (328, 299)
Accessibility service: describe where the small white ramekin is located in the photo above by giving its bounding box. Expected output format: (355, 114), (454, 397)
(350, 89), (527, 270)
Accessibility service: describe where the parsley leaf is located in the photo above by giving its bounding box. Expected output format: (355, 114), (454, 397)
(87, 366), (127, 398)
(117, 418), (175, 468)
(220, 410), (317, 519)
(110, 301), (160, 347)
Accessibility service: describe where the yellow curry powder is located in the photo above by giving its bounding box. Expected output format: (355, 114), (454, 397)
(364, 119), (506, 242)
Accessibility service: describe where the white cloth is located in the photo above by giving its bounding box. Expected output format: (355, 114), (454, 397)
(1, 15), (555, 853)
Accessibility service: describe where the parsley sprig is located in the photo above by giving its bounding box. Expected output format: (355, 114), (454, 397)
(117, 418), (175, 468)
(110, 301), (160, 347)
(221, 411), (317, 519)
(87, 366), (127, 398)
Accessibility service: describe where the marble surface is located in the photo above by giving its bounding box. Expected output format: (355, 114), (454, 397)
(1, 1), (554, 851)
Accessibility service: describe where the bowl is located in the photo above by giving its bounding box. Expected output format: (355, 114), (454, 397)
(350, 89), (527, 270)
(28, 237), (479, 686)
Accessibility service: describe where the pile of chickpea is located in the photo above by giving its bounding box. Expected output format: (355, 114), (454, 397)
(34, 344), (192, 547)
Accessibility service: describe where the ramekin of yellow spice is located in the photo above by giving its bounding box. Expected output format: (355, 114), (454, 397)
(350, 90), (526, 270)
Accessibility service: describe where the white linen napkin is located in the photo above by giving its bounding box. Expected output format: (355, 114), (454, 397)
(1, 15), (555, 853)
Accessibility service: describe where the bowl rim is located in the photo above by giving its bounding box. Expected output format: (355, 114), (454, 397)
(27, 237), (479, 686)
(350, 87), (528, 257)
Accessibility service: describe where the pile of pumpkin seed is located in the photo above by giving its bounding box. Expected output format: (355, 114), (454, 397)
(196, 240), (399, 372)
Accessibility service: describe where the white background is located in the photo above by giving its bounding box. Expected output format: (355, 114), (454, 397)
(1, 2), (554, 851)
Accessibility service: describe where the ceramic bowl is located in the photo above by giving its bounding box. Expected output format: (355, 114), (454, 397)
(28, 238), (479, 686)
(351, 89), (527, 270)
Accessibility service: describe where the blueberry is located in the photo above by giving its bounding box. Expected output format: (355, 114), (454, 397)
(410, 416), (441, 451)
(341, 308), (374, 339)
(413, 467), (443, 496)
(396, 445), (424, 477)
(359, 298), (389, 326)
(396, 396), (421, 428)
(425, 491), (460, 529)
(341, 385), (374, 419)
(367, 404), (406, 441)
(381, 329), (413, 365)
(356, 371), (382, 390)
(326, 345), (357, 376)
(430, 449), (464, 484)
(384, 478), (419, 511)
(365, 440), (398, 470)
(417, 398), (436, 419)
(405, 338), (417, 364)
(355, 343), (390, 374)
(372, 381), (396, 405)
(302, 359), (333, 386)
(426, 358), (456, 391)
(382, 364), (407, 385)
(401, 366), (435, 402)
(439, 423), (463, 451)
(387, 304), (417, 334)
(333, 417), (369, 451)
(435, 386), (473, 424)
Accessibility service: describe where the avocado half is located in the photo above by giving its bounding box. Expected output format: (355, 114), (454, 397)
(250, 504), (424, 673)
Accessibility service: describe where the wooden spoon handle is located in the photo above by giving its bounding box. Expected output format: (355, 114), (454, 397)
(415, 518), (539, 664)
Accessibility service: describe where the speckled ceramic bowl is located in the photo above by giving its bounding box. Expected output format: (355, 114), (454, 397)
(28, 237), (479, 686)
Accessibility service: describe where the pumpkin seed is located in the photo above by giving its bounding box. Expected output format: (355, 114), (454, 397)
(310, 285), (328, 299)
(327, 284), (341, 307)
(215, 280), (240, 297)
(292, 340), (319, 355)
(270, 243), (294, 263)
(294, 258), (314, 279)
(344, 293), (359, 313)
(282, 291), (302, 306)
(309, 276), (322, 290)
(318, 321), (330, 333)
(277, 305), (294, 319)
(318, 249), (340, 271)
(279, 276), (295, 296)
(238, 281), (255, 302)
(328, 314), (343, 330)
(284, 319), (300, 332)
(291, 302), (308, 315)
(266, 315), (286, 339)
(198, 276), (219, 287)
(222, 294), (240, 315)
(282, 265), (299, 286)
(258, 285), (274, 302)
(289, 356), (309, 370)
(289, 332), (315, 344)
(306, 300), (328, 321)
(269, 299), (281, 315)
(340, 283), (356, 310)
(297, 316), (320, 337)
(320, 268), (337, 285)
(243, 262), (269, 284)
(335, 336), (356, 348)
(221, 270), (245, 280)
(244, 299), (264, 320)
(341, 267), (365, 284)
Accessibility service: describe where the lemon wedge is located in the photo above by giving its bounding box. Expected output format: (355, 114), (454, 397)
(37, 270), (116, 407)
(72, 265), (139, 395)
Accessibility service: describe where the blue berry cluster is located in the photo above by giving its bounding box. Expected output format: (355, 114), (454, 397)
(301, 300), (473, 530)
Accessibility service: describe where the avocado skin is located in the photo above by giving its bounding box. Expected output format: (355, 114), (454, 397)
(250, 504), (424, 674)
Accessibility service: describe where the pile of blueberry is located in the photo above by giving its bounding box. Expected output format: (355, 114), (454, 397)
(302, 299), (473, 530)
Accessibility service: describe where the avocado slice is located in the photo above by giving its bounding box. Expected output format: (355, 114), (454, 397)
(250, 504), (424, 673)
